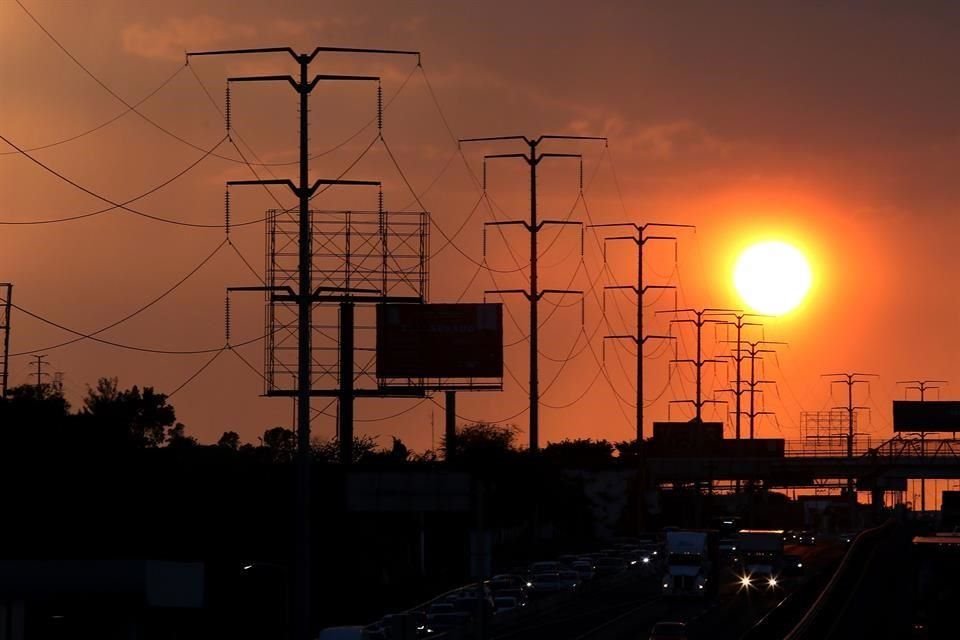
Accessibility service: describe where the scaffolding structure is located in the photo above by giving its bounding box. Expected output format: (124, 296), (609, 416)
(263, 208), (429, 396)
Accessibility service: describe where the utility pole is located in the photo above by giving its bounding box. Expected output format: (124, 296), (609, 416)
(824, 372), (876, 517)
(188, 45), (419, 640)
(0, 283), (11, 396)
(897, 379), (947, 513)
(462, 134), (605, 452)
(30, 354), (48, 389)
(590, 222), (693, 443)
(657, 308), (738, 422)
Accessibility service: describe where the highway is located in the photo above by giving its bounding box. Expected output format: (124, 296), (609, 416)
(485, 542), (843, 640)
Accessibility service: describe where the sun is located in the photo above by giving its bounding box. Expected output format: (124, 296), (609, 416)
(733, 241), (812, 315)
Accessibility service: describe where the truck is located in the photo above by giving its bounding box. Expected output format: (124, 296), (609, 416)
(734, 529), (785, 589)
(661, 530), (718, 598)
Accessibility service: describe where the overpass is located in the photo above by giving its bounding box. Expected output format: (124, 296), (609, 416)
(645, 435), (960, 488)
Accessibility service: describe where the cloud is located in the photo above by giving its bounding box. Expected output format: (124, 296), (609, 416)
(121, 16), (257, 62)
(569, 114), (728, 160)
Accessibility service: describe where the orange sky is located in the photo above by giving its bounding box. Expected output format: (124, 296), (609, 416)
(2, 1), (959, 452)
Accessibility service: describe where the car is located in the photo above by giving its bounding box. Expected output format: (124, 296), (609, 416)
(571, 560), (595, 581)
(317, 626), (371, 640)
(426, 601), (456, 617)
(783, 530), (800, 544)
(557, 554), (580, 566)
(528, 560), (563, 574)
(719, 538), (739, 555)
(558, 569), (582, 591)
(490, 573), (531, 590)
(783, 553), (804, 577)
(798, 531), (817, 545)
(649, 621), (688, 640)
(493, 595), (522, 614)
(424, 612), (470, 635)
(594, 556), (626, 577)
(529, 571), (563, 593)
(494, 587), (528, 606)
(838, 531), (857, 545)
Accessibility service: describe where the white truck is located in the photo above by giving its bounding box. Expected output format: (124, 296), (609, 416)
(735, 529), (785, 589)
(661, 530), (717, 597)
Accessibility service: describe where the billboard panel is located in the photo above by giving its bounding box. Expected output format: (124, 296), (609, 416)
(376, 303), (503, 380)
(893, 401), (960, 432)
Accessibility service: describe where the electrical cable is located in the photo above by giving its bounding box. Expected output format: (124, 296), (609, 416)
(5, 238), (229, 355)
(168, 347), (229, 398)
(0, 64), (188, 156)
(0, 134), (236, 226)
(5, 298), (268, 355)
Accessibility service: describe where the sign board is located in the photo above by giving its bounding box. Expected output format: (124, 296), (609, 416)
(346, 471), (472, 513)
(893, 401), (960, 432)
(377, 303), (503, 380)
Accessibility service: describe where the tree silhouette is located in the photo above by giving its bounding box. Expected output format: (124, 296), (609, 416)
(261, 427), (296, 461)
(218, 431), (241, 451)
(0, 382), (71, 449)
(442, 422), (519, 463)
(542, 438), (614, 467)
(167, 422), (198, 448)
(81, 377), (177, 448)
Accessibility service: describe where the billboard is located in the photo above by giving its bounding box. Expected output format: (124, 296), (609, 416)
(376, 303), (503, 380)
(893, 401), (960, 432)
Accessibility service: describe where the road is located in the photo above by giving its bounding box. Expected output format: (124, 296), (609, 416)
(488, 542), (843, 640)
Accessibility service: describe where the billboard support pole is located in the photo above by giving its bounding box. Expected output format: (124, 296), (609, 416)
(445, 390), (457, 462)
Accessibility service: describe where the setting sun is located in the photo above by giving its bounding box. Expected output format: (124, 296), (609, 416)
(733, 241), (812, 315)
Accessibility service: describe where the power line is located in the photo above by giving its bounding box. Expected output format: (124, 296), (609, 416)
(6, 239), (230, 356)
(0, 64), (188, 156)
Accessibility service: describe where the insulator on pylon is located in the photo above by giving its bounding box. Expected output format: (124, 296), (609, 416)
(224, 295), (231, 343)
(225, 85), (232, 133)
(224, 189), (231, 236)
(377, 83), (383, 131)
(579, 158), (584, 192)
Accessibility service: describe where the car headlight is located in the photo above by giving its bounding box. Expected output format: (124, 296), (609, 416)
(525, 581), (532, 588)
(662, 582), (669, 588)
(642, 557), (650, 563)
(740, 576), (752, 588)
(767, 577), (778, 588)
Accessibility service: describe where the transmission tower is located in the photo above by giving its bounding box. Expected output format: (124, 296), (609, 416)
(590, 222), (693, 442)
(656, 307), (738, 422)
(896, 379), (948, 512)
(30, 354), (49, 389)
(710, 312), (765, 439)
(728, 339), (784, 439)
(461, 134), (605, 452)
(188, 45), (420, 640)
(824, 372), (877, 509)
(0, 283), (10, 396)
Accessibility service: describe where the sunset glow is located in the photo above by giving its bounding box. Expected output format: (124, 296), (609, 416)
(733, 241), (812, 315)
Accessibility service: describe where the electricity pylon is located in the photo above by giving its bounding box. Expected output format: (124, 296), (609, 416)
(823, 372), (877, 514)
(461, 134), (605, 452)
(710, 312), (766, 439)
(896, 379), (948, 512)
(188, 45), (419, 640)
(656, 307), (738, 422)
(591, 222), (693, 443)
(728, 339), (784, 439)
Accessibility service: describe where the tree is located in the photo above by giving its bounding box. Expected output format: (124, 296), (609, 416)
(217, 431), (241, 451)
(167, 422), (197, 449)
(82, 377), (176, 448)
(442, 422), (519, 462)
(542, 438), (614, 468)
(0, 383), (72, 449)
(311, 434), (380, 463)
(261, 427), (296, 461)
